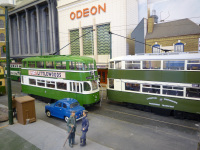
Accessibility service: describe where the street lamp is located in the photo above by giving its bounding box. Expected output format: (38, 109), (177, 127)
(0, 0), (15, 125)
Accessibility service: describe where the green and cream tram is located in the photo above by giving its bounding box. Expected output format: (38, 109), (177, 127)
(5, 63), (22, 81)
(21, 55), (99, 107)
(107, 52), (200, 120)
(0, 66), (6, 95)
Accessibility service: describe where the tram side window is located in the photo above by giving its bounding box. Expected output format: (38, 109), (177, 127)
(89, 63), (94, 70)
(125, 83), (140, 91)
(163, 60), (184, 70)
(69, 61), (75, 70)
(84, 82), (91, 91)
(29, 79), (36, 85)
(83, 63), (87, 70)
(110, 62), (114, 69)
(23, 62), (27, 67)
(76, 83), (79, 92)
(142, 84), (160, 94)
(143, 61), (161, 69)
(109, 79), (114, 89)
(37, 79), (45, 87)
(76, 62), (83, 70)
(162, 86), (183, 96)
(186, 88), (200, 98)
(46, 81), (55, 88)
(28, 61), (35, 68)
(57, 82), (67, 90)
(56, 61), (66, 69)
(125, 61), (140, 69)
(187, 60), (200, 70)
(46, 61), (54, 69)
(62, 62), (66, 69)
(115, 61), (121, 69)
(37, 62), (44, 68)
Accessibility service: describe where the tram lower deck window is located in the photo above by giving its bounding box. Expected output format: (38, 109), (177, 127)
(125, 83), (140, 91)
(186, 88), (200, 98)
(109, 79), (114, 89)
(84, 82), (91, 91)
(47, 81), (55, 88)
(37, 80), (45, 87)
(57, 82), (67, 90)
(29, 79), (36, 85)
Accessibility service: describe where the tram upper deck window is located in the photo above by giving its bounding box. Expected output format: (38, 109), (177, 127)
(37, 61), (44, 68)
(110, 62), (114, 69)
(23, 62), (27, 68)
(163, 60), (184, 70)
(109, 79), (114, 89)
(56, 61), (66, 69)
(57, 82), (67, 90)
(187, 60), (200, 70)
(125, 83), (140, 91)
(142, 84), (160, 94)
(88, 63), (94, 70)
(91, 80), (98, 90)
(84, 82), (91, 91)
(163, 86), (183, 96)
(76, 62), (83, 70)
(125, 61), (140, 69)
(83, 63), (87, 70)
(69, 61), (75, 70)
(46, 61), (54, 69)
(143, 61), (161, 69)
(28, 61), (35, 68)
(115, 61), (121, 69)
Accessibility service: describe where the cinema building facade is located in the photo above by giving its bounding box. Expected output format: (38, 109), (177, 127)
(57, 0), (138, 85)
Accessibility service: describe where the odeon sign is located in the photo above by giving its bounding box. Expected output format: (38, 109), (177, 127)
(70, 3), (106, 20)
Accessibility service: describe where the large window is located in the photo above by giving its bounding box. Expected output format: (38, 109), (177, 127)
(163, 60), (184, 70)
(37, 62), (44, 68)
(56, 61), (66, 69)
(125, 61), (140, 69)
(57, 82), (67, 90)
(163, 86), (183, 96)
(0, 33), (5, 41)
(142, 84), (160, 94)
(83, 27), (94, 55)
(152, 44), (160, 53)
(0, 20), (4, 28)
(29, 79), (36, 85)
(28, 61), (35, 68)
(46, 61), (54, 68)
(186, 86), (200, 98)
(125, 83), (140, 91)
(174, 43), (184, 52)
(187, 60), (200, 70)
(70, 29), (80, 55)
(143, 61), (161, 69)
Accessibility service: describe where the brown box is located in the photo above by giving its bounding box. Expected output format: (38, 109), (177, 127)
(15, 96), (36, 125)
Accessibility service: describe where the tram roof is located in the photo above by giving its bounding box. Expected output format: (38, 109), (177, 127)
(110, 52), (200, 61)
(22, 55), (95, 63)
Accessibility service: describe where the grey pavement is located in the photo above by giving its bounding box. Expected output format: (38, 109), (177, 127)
(1, 119), (112, 150)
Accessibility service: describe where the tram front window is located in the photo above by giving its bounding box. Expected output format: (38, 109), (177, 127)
(84, 82), (91, 91)
(92, 80), (98, 90)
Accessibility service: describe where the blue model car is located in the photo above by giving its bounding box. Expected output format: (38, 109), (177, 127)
(45, 98), (85, 122)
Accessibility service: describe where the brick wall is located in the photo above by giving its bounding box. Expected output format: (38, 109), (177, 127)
(145, 34), (200, 53)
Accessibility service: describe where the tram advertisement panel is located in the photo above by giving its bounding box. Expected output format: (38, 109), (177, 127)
(28, 70), (66, 78)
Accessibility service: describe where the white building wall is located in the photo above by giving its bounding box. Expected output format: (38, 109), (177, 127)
(57, 0), (138, 64)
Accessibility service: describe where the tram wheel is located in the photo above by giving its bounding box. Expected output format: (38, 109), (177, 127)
(46, 111), (51, 117)
(64, 116), (69, 122)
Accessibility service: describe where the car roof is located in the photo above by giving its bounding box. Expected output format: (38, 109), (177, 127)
(58, 98), (78, 104)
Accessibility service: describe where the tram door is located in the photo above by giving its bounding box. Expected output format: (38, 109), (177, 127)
(70, 82), (83, 105)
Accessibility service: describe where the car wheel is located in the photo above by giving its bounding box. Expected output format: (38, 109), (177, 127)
(64, 116), (69, 122)
(46, 111), (51, 117)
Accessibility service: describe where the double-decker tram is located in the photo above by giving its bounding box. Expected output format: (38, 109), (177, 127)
(5, 63), (22, 81)
(107, 52), (200, 120)
(21, 55), (99, 107)
(0, 66), (6, 95)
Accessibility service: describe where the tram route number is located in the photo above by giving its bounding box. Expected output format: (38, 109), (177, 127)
(28, 70), (65, 78)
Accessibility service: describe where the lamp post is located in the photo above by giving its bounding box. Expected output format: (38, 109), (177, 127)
(0, 1), (15, 125)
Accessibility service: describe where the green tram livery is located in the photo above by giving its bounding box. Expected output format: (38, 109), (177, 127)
(107, 52), (200, 120)
(21, 55), (100, 107)
(0, 66), (6, 95)
(5, 63), (22, 81)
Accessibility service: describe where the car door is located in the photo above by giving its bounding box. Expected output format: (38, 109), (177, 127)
(53, 102), (64, 119)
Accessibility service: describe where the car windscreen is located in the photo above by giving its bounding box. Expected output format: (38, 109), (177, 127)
(70, 102), (79, 108)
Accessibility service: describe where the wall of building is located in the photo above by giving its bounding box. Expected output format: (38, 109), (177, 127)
(57, 0), (138, 65)
(0, 6), (6, 58)
(145, 35), (200, 53)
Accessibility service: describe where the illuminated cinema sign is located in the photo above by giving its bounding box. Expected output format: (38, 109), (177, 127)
(70, 3), (106, 20)
(28, 70), (66, 78)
